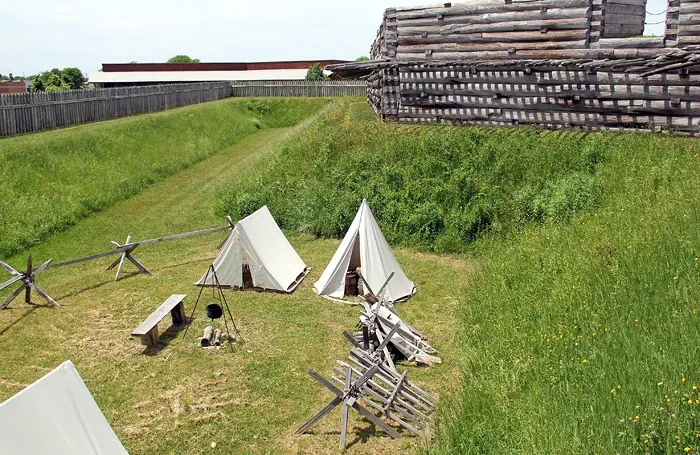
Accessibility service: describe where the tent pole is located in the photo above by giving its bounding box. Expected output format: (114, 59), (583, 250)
(183, 265), (212, 339)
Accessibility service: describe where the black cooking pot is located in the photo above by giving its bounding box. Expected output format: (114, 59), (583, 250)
(206, 304), (223, 320)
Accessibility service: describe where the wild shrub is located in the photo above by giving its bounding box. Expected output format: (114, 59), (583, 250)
(218, 102), (611, 252)
(246, 100), (270, 114)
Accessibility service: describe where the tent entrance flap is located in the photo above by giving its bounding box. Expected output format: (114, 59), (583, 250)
(349, 234), (361, 272)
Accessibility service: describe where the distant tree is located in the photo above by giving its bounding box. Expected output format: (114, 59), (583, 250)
(355, 56), (370, 62)
(305, 63), (328, 81)
(167, 55), (200, 63)
(30, 68), (85, 92)
(61, 67), (87, 89)
(31, 77), (45, 92)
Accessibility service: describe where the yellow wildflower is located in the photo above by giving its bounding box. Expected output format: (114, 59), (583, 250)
(685, 448), (691, 453)
(694, 385), (698, 391)
(689, 399), (694, 405)
(683, 378), (687, 383)
(635, 415), (640, 420)
(635, 405), (641, 409)
(644, 440), (648, 445)
(618, 385), (623, 390)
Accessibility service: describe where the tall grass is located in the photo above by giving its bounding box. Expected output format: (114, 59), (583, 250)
(219, 101), (700, 454)
(220, 101), (608, 252)
(427, 135), (700, 455)
(0, 98), (329, 257)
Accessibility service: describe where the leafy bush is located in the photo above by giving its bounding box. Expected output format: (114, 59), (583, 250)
(246, 100), (270, 114)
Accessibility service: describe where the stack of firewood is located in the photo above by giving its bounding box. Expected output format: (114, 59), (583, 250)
(200, 326), (226, 348)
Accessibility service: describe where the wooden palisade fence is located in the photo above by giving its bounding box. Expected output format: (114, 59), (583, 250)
(329, 0), (700, 136)
(0, 82), (231, 137)
(230, 80), (367, 98)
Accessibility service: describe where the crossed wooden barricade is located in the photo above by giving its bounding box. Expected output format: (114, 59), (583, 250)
(0, 256), (57, 309)
(0, 218), (235, 310)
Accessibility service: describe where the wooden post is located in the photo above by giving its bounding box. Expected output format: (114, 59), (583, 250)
(114, 235), (130, 281)
(170, 300), (186, 325)
(24, 255), (32, 304)
(143, 326), (159, 347)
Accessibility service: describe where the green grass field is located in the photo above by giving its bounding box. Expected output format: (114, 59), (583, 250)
(1, 98), (699, 455)
(0, 99), (460, 455)
(222, 101), (700, 454)
(0, 97), (329, 258)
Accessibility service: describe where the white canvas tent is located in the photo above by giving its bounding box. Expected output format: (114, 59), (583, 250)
(198, 206), (310, 293)
(0, 361), (128, 455)
(314, 200), (416, 303)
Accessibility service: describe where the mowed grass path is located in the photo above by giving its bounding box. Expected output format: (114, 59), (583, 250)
(0, 119), (464, 454)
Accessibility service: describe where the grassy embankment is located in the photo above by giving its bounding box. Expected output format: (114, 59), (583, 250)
(221, 101), (700, 454)
(0, 97), (329, 258)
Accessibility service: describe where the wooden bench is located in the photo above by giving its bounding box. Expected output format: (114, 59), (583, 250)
(132, 294), (187, 348)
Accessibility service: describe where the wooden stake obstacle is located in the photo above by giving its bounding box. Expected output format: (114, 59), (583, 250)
(343, 322), (399, 371)
(298, 344), (437, 448)
(0, 220), (235, 310)
(0, 256), (58, 310)
(105, 222), (234, 281)
(297, 364), (401, 450)
(336, 348), (436, 436)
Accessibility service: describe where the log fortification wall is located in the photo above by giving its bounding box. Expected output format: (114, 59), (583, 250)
(330, 0), (700, 135)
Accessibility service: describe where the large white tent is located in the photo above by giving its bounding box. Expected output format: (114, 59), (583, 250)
(314, 200), (416, 303)
(198, 206), (309, 293)
(0, 361), (128, 455)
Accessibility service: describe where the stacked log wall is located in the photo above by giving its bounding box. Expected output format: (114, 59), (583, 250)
(396, 63), (700, 134)
(352, 0), (700, 135)
(678, 0), (700, 46)
(668, 0), (682, 46)
(391, 0), (596, 60)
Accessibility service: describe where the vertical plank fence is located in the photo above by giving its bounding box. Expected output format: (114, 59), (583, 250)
(230, 80), (367, 97)
(0, 82), (232, 137)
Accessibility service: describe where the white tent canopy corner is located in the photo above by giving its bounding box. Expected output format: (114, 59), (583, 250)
(314, 200), (416, 303)
(198, 206), (310, 293)
(0, 360), (128, 455)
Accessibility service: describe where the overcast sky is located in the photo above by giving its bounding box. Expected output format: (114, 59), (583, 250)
(1, 0), (669, 77)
